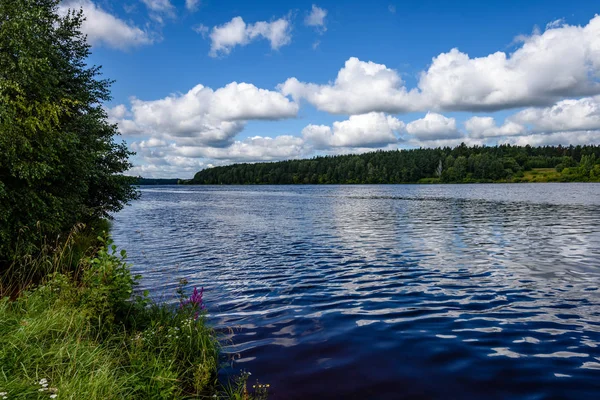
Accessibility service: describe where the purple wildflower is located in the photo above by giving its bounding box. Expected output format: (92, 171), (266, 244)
(180, 287), (206, 318)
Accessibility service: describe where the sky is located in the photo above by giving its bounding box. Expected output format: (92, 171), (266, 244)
(58, 0), (600, 178)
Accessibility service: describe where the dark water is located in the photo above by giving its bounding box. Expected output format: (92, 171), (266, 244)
(111, 184), (600, 399)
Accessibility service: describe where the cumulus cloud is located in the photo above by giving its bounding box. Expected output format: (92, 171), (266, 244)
(503, 131), (600, 147)
(280, 15), (600, 114)
(510, 96), (600, 133)
(463, 95), (600, 141)
(110, 82), (298, 146)
(465, 116), (525, 138)
(305, 5), (327, 33)
(302, 112), (404, 148)
(176, 135), (307, 161)
(405, 112), (461, 140)
(58, 0), (154, 50)
(128, 135), (307, 178)
(279, 57), (420, 114)
(207, 16), (292, 57)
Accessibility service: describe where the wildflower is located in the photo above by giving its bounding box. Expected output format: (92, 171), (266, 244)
(180, 287), (206, 315)
(50, 395), (57, 399)
(39, 379), (48, 385)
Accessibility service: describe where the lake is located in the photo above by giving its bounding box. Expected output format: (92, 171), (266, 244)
(111, 184), (600, 399)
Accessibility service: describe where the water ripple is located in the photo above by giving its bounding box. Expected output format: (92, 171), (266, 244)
(112, 184), (600, 399)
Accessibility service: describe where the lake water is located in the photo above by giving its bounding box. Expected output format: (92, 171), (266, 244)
(111, 184), (600, 399)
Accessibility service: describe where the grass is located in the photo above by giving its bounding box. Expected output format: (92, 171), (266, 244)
(517, 168), (564, 182)
(0, 226), (269, 399)
(512, 167), (600, 183)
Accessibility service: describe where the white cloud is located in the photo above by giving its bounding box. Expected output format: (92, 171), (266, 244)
(193, 24), (209, 37)
(128, 135), (308, 178)
(140, 0), (175, 23)
(111, 82), (298, 147)
(208, 16), (292, 57)
(465, 116), (526, 138)
(388, 5), (396, 14)
(186, 0), (200, 12)
(302, 112), (404, 148)
(140, 0), (174, 15)
(503, 131), (600, 147)
(405, 112), (461, 140)
(511, 96), (600, 133)
(279, 57), (420, 114)
(141, 0), (173, 12)
(463, 95), (600, 140)
(59, 0), (153, 50)
(280, 15), (600, 114)
(305, 5), (327, 33)
(176, 135), (307, 162)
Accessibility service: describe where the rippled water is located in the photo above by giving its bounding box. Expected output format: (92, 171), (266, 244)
(112, 184), (600, 399)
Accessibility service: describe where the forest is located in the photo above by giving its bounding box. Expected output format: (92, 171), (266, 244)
(189, 144), (600, 185)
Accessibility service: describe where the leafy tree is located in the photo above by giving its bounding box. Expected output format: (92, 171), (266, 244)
(0, 0), (138, 265)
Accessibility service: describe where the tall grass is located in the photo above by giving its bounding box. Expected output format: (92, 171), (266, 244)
(0, 225), (269, 399)
(0, 220), (110, 298)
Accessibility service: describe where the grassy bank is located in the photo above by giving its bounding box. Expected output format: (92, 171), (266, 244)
(513, 167), (600, 183)
(0, 229), (265, 399)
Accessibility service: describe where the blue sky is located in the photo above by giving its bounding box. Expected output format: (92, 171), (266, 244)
(60, 0), (600, 177)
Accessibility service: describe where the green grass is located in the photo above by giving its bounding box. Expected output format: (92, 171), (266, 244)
(0, 229), (269, 399)
(512, 167), (600, 183)
(519, 168), (563, 182)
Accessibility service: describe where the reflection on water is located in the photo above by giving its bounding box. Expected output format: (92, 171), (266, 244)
(112, 184), (600, 399)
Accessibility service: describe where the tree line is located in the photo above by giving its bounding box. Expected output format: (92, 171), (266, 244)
(188, 144), (600, 185)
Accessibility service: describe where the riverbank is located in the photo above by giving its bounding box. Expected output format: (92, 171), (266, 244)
(0, 228), (262, 399)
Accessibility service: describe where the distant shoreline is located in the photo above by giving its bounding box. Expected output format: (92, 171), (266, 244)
(184, 144), (600, 185)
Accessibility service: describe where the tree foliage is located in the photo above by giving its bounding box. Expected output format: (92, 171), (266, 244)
(0, 0), (138, 265)
(190, 144), (600, 185)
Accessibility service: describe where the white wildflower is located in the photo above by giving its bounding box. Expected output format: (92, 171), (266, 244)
(50, 395), (58, 399)
(39, 379), (47, 385)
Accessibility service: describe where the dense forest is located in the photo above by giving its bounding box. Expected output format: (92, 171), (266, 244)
(189, 144), (600, 185)
(135, 178), (181, 185)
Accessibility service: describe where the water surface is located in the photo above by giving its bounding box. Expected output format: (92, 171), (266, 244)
(112, 184), (600, 399)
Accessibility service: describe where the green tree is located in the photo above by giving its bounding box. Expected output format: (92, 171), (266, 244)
(579, 154), (596, 177)
(0, 0), (138, 265)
